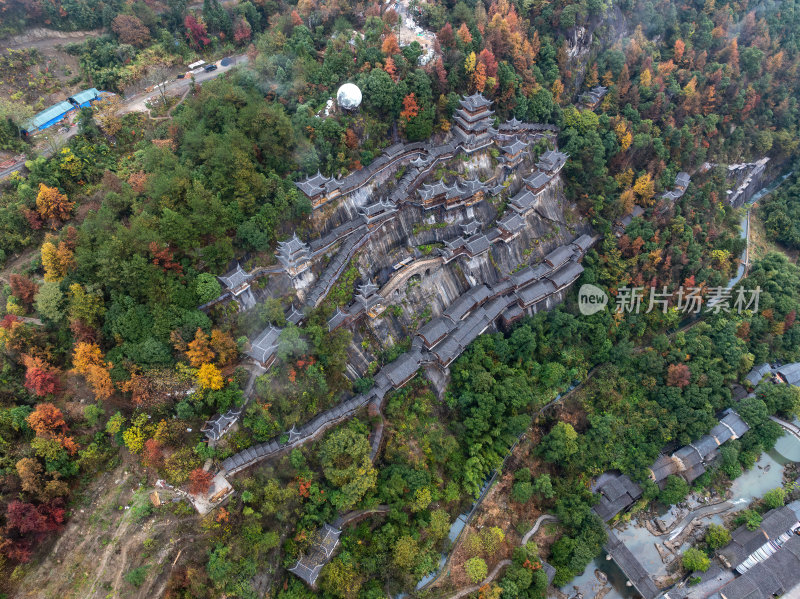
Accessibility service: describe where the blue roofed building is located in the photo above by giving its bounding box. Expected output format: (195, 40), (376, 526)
(21, 101), (76, 135)
(68, 88), (101, 108)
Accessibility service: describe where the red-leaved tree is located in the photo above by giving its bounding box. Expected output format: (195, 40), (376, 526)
(188, 468), (214, 495)
(666, 363), (691, 388)
(185, 14), (210, 48)
(22, 355), (60, 397)
(9, 275), (39, 309)
(6, 500), (65, 535)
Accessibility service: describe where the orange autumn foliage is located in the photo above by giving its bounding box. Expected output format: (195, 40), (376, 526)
(381, 33), (399, 56)
(27, 403), (66, 437)
(35, 184), (74, 228)
(457, 22), (473, 45)
(210, 329), (238, 365)
(400, 93), (420, 120)
(186, 328), (214, 367)
(72, 342), (113, 400)
(27, 403), (78, 454)
(384, 56), (397, 81)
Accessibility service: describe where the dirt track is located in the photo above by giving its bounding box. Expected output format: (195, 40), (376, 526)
(3, 28), (101, 50)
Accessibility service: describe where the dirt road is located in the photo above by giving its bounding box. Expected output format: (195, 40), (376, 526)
(2, 27), (101, 50)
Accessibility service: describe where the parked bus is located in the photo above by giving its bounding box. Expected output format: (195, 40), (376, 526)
(187, 60), (206, 70)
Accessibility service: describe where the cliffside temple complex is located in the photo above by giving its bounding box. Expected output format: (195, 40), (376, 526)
(207, 92), (589, 442)
(201, 95), (600, 584)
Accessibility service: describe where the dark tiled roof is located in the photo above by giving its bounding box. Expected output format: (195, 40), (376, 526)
(218, 263), (250, 289)
(465, 235), (490, 256)
(383, 350), (421, 387)
(459, 92), (493, 111)
(592, 474), (643, 521)
(498, 213), (526, 234)
(547, 261), (583, 288)
(517, 280), (555, 306)
(501, 137), (528, 155)
(760, 506), (800, 539)
(277, 234), (311, 266)
(510, 189), (536, 213)
(444, 236), (466, 251)
(544, 245), (572, 269)
(327, 308), (347, 331)
(501, 304), (524, 325)
(247, 326), (281, 363)
(717, 574), (762, 599)
(650, 454), (680, 482)
(571, 234), (595, 252)
(357, 280), (379, 298)
(722, 528), (770, 568)
(710, 421), (734, 444)
(295, 171), (331, 197)
(500, 116), (524, 129)
(684, 462), (707, 483)
(511, 266), (537, 289)
(417, 316), (455, 348)
(777, 362), (800, 386)
(542, 561), (557, 585)
(721, 409), (750, 437)
(460, 177), (485, 195)
(674, 444), (703, 468)
(460, 220), (481, 236)
(536, 150), (568, 173)
(694, 434), (721, 458)
(605, 530), (660, 599)
(524, 171), (552, 190)
(432, 335), (463, 366)
(745, 363), (772, 386)
(676, 172), (691, 188)
(289, 524), (342, 586)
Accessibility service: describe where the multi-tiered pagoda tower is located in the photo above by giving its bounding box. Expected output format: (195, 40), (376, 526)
(277, 233), (311, 278)
(452, 93), (497, 152)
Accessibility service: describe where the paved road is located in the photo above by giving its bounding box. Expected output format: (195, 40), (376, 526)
(0, 53), (248, 180)
(119, 54), (248, 115)
(0, 126), (80, 179)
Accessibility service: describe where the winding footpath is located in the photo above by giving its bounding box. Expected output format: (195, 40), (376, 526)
(769, 415), (800, 441)
(442, 559), (512, 599)
(521, 514), (558, 545)
(440, 515), (559, 599)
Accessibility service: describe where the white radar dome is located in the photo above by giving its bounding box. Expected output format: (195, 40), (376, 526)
(337, 83), (362, 110)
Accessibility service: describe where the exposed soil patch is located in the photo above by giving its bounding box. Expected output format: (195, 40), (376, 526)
(13, 461), (203, 599)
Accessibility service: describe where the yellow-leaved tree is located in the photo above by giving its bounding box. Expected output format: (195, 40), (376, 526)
(464, 51), (476, 74)
(197, 363), (224, 390)
(633, 173), (656, 205)
(40, 239), (75, 282)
